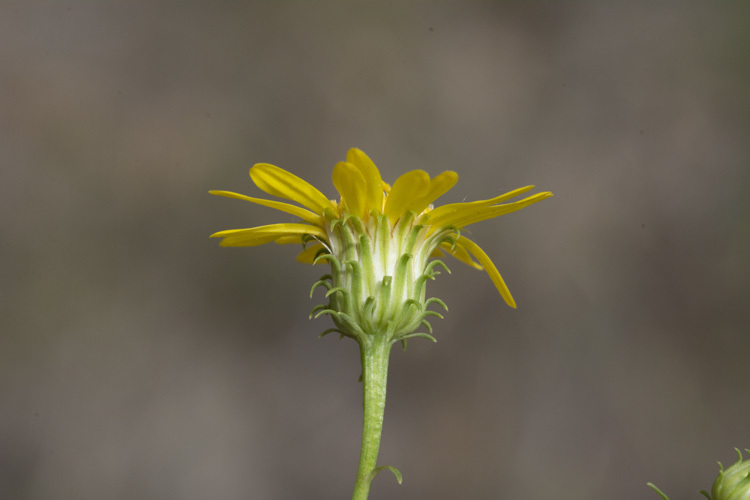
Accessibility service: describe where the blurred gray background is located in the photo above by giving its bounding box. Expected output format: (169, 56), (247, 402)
(1, 1), (748, 499)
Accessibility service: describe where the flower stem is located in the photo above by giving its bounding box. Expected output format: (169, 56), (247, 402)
(351, 333), (391, 500)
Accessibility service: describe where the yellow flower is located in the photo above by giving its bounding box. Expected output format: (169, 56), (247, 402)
(211, 148), (551, 342)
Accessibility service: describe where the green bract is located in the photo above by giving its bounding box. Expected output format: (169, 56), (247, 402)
(649, 449), (750, 500)
(710, 449), (750, 500)
(310, 209), (453, 346)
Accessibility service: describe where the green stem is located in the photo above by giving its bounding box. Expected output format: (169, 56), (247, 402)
(351, 333), (391, 500)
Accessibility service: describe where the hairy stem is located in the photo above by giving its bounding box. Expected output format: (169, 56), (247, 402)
(351, 333), (391, 500)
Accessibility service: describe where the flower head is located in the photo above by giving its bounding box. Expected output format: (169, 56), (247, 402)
(710, 449), (750, 500)
(649, 449), (750, 500)
(211, 148), (551, 344)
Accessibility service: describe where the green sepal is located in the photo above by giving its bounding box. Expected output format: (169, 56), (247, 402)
(313, 247), (329, 261)
(405, 224), (425, 256)
(420, 318), (433, 333)
(390, 253), (413, 302)
(414, 260), (450, 289)
(346, 259), (365, 306)
(424, 310), (444, 320)
(318, 328), (344, 339)
(328, 217), (344, 232)
(361, 296), (377, 333)
(440, 235), (457, 250)
(391, 299), (422, 331)
(425, 297), (448, 311)
(376, 213), (390, 264)
(647, 483), (671, 500)
(376, 276), (392, 324)
(313, 308), (339, 319)
(398, 332), (437, 343)
(310, 278), (332, 298)
(400, 339), (408, 351)
(382, 320), (396, 340)
(313, 252), (341, 275)
(333, 312), (368, 339)
(309, 303), (328, 319)
(300, 233), (320, 247)
(358, 233), (375, 291)
(348, 214), (367, 235)
(338, 222), (359, 262)
(368, 465), (403, 485)
(325, 286), (348, 298)
(425, 258), (451, 276)
(699, 490), (712, 500)
(441, 224), (461, 237)
(398, 213), (420, 255)
(403, 298), (423, 312)
(393, 210), (416, 240)
(414, 272), (435, 289)
(411, 273), (430, 302)
(313, 309), (364, 339)
(362, 296), (376, 322)
(339, 212), (360, 229)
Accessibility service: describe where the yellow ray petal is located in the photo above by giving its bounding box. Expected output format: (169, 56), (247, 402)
(428, 192), (553, 229)
(383, 170), (431, 220)
(209, 190), (322, 226)
(210, 223), (327, 247)
(426, 185), (538, 222)
(297, 243), (326, 264)
(332, 161), (367, 218)
(249, 163), (334, 214)
(439, 241), (483, 270)
(406, 171), (458, 215)
(346, 148), (384, 213)
(273, 235), (303, 245)
(457, 236), (516, 308)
